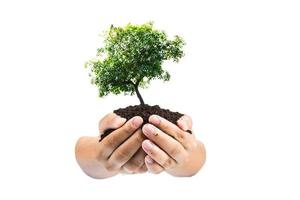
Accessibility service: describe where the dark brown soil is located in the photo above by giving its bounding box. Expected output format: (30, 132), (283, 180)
(100, 104), (184, 140)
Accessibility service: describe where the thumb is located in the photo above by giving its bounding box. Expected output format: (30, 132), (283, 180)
(177, 115), (193, 131)
(99, 113), (127, 136)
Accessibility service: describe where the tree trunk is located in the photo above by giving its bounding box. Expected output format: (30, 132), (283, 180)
(134, 85), (145, 105)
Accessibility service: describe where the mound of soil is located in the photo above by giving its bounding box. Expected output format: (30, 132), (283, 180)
(100, 104), (184, 140)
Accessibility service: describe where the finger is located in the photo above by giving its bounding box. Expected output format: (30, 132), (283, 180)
(142, 140), (176, 170)
(149, 115), (191, 148)
(177, 115), (193, 131)
(142, 123), (187, 162)
(122, 148), (146, 173)
(137, 163), (148, 173)
(98, 113), (126, 136)
(107, 129), (145, 170)
(145, 155), (164, 174)
(177, 115), (196, 140)
(101, 116), (143, 158)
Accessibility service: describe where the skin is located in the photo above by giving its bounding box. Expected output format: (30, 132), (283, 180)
(75, 113), (206, 179)
(142, 115), (206, 176)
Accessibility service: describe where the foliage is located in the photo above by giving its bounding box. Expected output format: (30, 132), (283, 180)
(86, 22), (185, 104)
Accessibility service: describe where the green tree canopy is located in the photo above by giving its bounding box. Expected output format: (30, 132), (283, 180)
(85, 22), (185, 105)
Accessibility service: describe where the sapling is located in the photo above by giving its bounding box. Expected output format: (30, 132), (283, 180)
(86, 22), (186, 139)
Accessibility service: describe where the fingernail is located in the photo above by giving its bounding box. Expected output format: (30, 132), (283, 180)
(145, 156), (153, 164)
(150, 115), (161, 125)
(113, 116), (126, 127)
(132, 116), (142, 128)
(143, 140), (154, 151)
(143, 124), (155, 135)
(178, 118), (188, 131)
(119, 117), (127, 123)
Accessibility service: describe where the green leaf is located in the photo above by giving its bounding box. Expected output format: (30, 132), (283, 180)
(86, 22), (185, 100)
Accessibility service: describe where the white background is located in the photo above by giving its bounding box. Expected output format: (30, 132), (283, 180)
(0, 0), (299, 199)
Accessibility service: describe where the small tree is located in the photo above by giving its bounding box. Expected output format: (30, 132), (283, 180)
(86, 22), (185, 105)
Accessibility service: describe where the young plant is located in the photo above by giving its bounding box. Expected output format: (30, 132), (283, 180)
(86, 22), (185, 105)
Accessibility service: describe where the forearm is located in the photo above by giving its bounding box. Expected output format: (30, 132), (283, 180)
(75, 136), (118, 179)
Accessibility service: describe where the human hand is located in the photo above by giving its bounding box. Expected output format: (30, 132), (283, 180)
(141, 115), (206, 177)
(75, 113), (145, 179)
(98, 113), (147, 174)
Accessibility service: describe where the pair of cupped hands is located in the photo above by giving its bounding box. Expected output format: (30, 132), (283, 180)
(75, 113), (206, 179)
